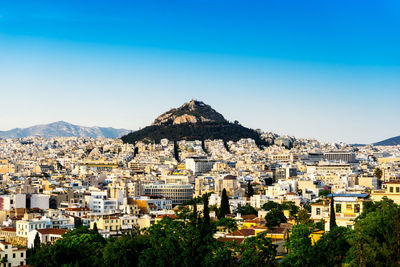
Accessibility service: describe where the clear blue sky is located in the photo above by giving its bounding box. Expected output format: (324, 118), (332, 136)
(0, 0), (399, 143)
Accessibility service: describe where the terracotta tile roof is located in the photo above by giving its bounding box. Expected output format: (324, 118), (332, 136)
(241, 214), (257, 220)
(228, 228), (255, 237)
(244, 219), (260, 224)
(37, 228), (69, 235)
(156, 214), (177, 219)
(1, 227), (16, 232)
(386, 181), (400, 184)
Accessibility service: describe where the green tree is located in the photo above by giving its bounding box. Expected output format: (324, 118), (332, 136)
(281, 224), (315, 267)
(315, 219), (325, 230)
(265, 208), (287, 228)
(219, 188), (231, 219)
(374, 167), (383, 187)
(139, 194), (233, 267)
(296, 209), (312, 225)
(330, 195), (336, 230)
(173, 141), (180, 162)
(103, 228), (149, 267)
(93, 222), (98, 233)
(246, 181), (254, 198)
(235, 204), (258, 216)
(239, 232), (277, 267)
(34, 232), (41, 249)
(347, 198), (400, 267)
(281, 202), (299, 219)
(319, 189), (331, 197)
(262, 201), (279, 211)
(215, 217), (238, 233)
(312, 226), (353, 267)
(27, 226), (106, 267)
(203, 193), (211, 226)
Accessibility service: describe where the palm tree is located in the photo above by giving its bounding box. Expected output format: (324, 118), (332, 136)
(374, 168), (383, 188)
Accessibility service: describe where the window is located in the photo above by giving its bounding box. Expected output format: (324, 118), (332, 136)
(13, 253), (15, 258)
(390, 187), (394, 193)
(21, 252), (24, 257)
(316, 208), (321, 215)
(335, 204), (341, 213)
(397, 187), (400, 193)
(354, 204), (360, 213)
(346, 204), (352, 210)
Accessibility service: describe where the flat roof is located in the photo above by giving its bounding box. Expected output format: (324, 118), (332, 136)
(327, 193), (369, 198)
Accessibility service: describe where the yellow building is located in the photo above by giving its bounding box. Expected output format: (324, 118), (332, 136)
(371, 181), (400, 204)
(0, 160), (15, 174)
(310, 230), (324, 245)
(377, 158), (400, 165)
(311, 193), (370, 231)
(89, 214), (139, 233)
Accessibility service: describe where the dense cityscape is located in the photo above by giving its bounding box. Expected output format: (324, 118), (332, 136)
(2, 1), (400, 266)
(0, 100), (399, 266)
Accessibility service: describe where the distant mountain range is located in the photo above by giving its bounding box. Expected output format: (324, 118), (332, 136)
(0, 121), (131, 139)
(121, 99), (267, 146)
(373, 136), (400, 146)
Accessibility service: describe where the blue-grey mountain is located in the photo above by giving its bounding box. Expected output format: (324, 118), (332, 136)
(0, 121), (131, 139)
(374, 136), (400, 146)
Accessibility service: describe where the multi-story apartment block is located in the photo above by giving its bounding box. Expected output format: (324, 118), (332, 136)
(143, 184), (193, 205)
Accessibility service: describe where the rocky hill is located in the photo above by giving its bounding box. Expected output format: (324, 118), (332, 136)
(0, 121), (131, 139)
(152, 100), (226, 126)
(121, 100), (267, 146)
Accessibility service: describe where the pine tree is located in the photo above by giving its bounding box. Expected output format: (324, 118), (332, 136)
(330, 195), (336, 230)
(219, 189), (230, 219)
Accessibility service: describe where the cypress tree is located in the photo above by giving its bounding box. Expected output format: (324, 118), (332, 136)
(173, 141), (180, 162)
(34, 232), (41, 249)
(246, 181), (254, 198)
(203, 194), (210, 226)
(193, 199), (197, 214)
(219, 188), (231, 219)
(93, 222), (98, 233)
(330, 195), (337, 230)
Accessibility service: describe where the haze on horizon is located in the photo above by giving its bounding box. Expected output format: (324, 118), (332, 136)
(0, 0), (399, 144)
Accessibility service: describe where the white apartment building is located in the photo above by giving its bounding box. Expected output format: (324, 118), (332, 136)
(185, 157), (214, 175)
(89, 192), (119, 213)
(31, 194), (50, 210)
(143, 184), (193, 205)
(16, 216), (52, 238)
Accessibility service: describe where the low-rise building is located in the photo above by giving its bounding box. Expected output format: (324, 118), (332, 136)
(0, 241), (26, 267)
(311, 193), (370, 231)
(27, 228), (69, 248)
(371, 181), (400, 204)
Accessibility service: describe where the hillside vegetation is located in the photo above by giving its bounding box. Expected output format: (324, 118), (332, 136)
(121, 122), (267, 146)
